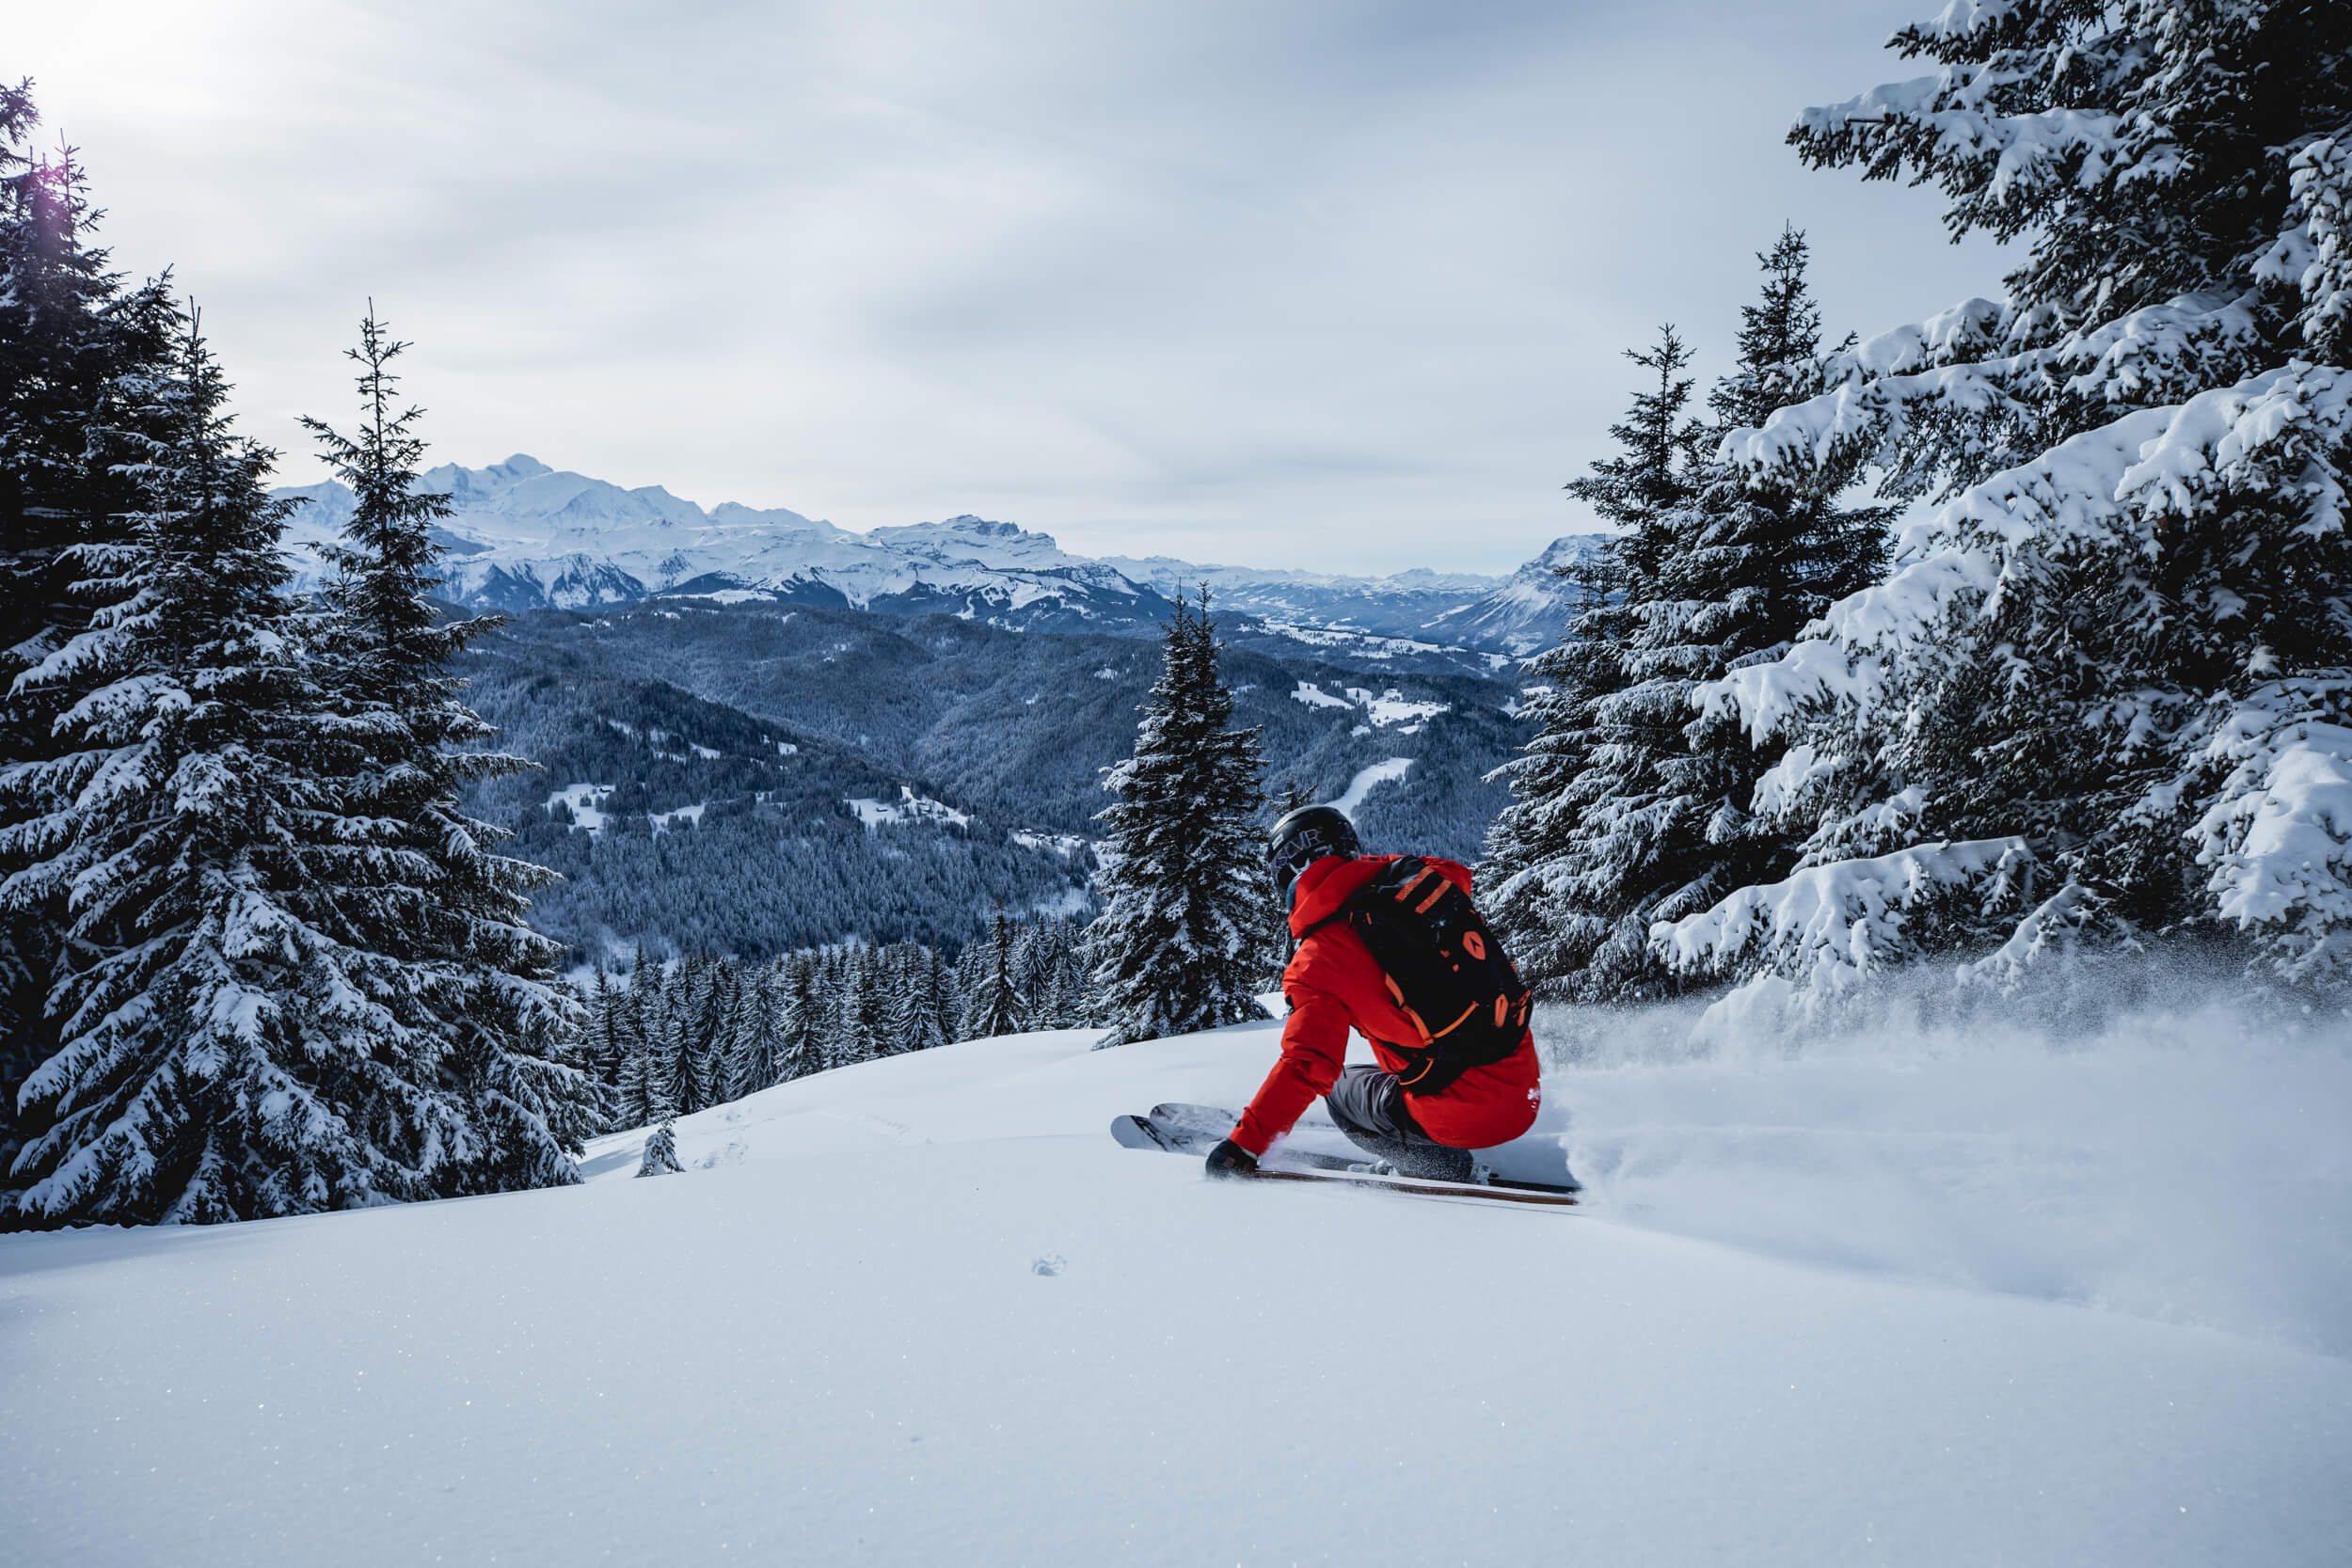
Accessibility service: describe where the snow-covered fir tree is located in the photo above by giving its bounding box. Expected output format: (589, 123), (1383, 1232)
(774, 952), (827, 1082)
(578, 955), (641, 1129)
(832, 945), (881, 1066)
(614, 1025), (655, 1131)
(584, 965), (628, 1087)
(727, 958), (785, 1095)
(644, 961), (687, 1118)
(1086, 591), (1282, 1045)
(1009, 918), (1090, 1027)
(877, 944), (929, 1054)
(953, 940), (989, 1033)
(1484, 236), (1895, 1002)
(925, 945), (961, 1047)
(1, 319), (477, 1224)
(672, 957), (725, 1113)
(960, 911), (1030, 1039)
(688, 957), (730, 1111)
(635, 1116), (681, 1178)
(0, 83), (176, 1185)
(298, 308), (596, 1191)
(1652, 0), (2352, 1007)
(1482, 327), (1700, 996)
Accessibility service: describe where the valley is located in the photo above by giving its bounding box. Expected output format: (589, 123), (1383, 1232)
(464, 596), (1537, 960)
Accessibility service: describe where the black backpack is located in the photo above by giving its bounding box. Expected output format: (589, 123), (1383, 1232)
(1301, 858), (1532, 1098)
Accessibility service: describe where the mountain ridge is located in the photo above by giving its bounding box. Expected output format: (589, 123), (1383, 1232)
(275, 454), (1600, 655)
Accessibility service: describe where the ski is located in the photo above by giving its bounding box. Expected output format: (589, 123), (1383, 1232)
(1149, 1102), (1245, 1139)
(1111, 1114), (1577, 1205)
(1146, 1101), (1581, 1195)
(1111, 1113), (1358, 1171)
(1109, 1113), (1206, 1154)
(1242, 1164), (1579, 1209)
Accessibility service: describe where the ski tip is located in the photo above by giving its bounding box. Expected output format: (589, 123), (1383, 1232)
(1108, 1114), (1178, 1153)
(1150, 1101), (1240, 1132)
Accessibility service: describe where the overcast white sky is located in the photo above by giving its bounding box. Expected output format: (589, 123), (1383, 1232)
(14, 1), (2010, 576)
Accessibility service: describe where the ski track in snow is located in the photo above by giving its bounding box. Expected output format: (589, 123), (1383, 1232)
(4, 1015), (2348, 1566)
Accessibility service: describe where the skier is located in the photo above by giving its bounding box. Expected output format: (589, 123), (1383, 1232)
(1204, 804), (1540, 1183)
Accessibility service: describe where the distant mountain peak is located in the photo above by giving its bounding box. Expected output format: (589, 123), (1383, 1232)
(270, 454), (1600, 654)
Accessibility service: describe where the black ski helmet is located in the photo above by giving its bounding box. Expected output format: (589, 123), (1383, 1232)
(1267, 803), (1360, 900)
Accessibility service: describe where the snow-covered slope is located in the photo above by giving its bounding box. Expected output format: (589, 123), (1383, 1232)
(7, 1009), (2346, 1566)
(1420, 531), (1609, 656)
(273, 455), (1598, 652)
(1103, 552), (1518, 643)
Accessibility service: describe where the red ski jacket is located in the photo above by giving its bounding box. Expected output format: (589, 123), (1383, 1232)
(1231, 854), (1541, 1158)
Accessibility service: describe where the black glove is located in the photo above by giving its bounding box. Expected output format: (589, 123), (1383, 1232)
(1204, 1138), (1260, 1180)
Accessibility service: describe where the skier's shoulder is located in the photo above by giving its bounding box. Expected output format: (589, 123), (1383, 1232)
(1339, 852), (1478, 895)
(1417, 855), (1475, 893)
(1288, 852), (1471, 931)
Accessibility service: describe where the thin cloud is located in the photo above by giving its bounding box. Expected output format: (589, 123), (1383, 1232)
(15, 0), (2010, 574)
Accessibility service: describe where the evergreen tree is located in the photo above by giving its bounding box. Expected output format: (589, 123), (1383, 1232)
(0, 318), (473, 1224)
(960, 911), (1030, 1039)
(1484, 239), (1896, 1002)
(1028, 918), (1091, 1026)
(637, 964), (680, 1131)
(584, 965), (623, 1089)
(1482, 326), (1701, 996)
(684, 956), (729, 1111)
(650, 959), (692, 1117)
(877, 944), (925, 1054)
(615, 1028), (655, 1130)
(726, 958), (783, 1097)
(1655, 0), (2352, 1002)
(636, 1116), (682, 1177)
(605, 952), (653, 1127)
(1038, 953), (1073, 1030)
(297, 307), (593, 1194)
(952, 940), (989, 1037)
(925, 946), (961, 1048)
(774, 952), (826, 1082)
(1086, 591), (1282, 1045)
(628, 950), (663, 1110)
(0, 82), (176, 1186)
(1008, 921), (1047, 1019)
(580, 963), (637, 1132)
(834, 944), (880, 1066)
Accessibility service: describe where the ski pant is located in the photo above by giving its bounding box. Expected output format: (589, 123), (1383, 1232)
(1322, 1065), (1474, 1183)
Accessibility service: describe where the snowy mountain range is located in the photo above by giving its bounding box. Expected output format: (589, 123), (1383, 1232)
(274, 455), (1600, 655)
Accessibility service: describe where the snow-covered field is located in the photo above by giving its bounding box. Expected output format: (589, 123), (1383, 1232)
(5, 1007), (2348, 1565)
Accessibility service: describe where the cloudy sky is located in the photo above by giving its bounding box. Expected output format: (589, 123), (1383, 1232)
(15, 1), (2010, 576)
